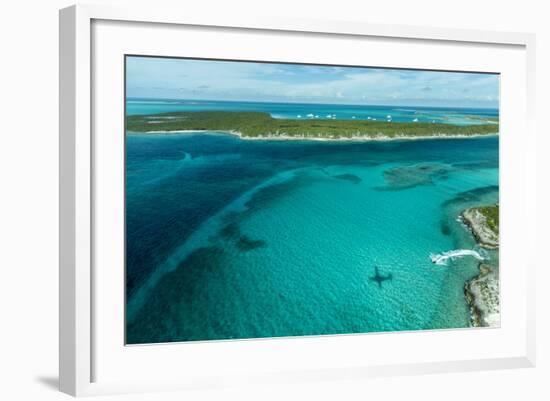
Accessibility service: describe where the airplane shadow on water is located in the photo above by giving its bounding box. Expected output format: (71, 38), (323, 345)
(369, 266), (393, 288)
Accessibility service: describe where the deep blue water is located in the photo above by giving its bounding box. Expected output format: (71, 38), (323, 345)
(125, 113), (499, 344)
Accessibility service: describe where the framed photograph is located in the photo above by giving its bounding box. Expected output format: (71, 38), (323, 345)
(59, 4), (536, 396)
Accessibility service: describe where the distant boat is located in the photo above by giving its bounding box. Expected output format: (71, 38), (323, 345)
(352, 116), (356, 119)
(297, 115), (302, 118)
(413, 118), (419, 122)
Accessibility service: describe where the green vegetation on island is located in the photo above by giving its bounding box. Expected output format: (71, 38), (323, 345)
(473, 204), (499, 234)
(460, 203), (500, 327)
(126, 111), (499, 139)
(461, 203), (499, 249)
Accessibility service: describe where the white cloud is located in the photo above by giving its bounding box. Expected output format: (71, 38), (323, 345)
(126, 57), (499, 107)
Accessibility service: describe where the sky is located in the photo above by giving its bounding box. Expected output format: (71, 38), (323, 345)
(126, 56), (499, 108)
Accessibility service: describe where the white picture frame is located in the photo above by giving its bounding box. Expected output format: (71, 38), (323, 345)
(59, 3), (536, 397)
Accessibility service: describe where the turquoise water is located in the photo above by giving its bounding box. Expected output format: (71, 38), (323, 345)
(127, 98), (498, 126)
(125, 103), (499, 344)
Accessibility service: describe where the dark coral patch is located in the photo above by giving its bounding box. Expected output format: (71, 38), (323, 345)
(236, 235), (266, 252)
(333, 173), (362, 184)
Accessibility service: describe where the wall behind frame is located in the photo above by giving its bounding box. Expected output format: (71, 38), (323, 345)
(0, 0), (548, 400)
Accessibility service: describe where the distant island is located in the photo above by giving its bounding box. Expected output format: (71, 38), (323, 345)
(126, 111), (499, 140)
(461, 204), (500, 327)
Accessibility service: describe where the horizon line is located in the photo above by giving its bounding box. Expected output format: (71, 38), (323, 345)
(126, 96), (499, 111)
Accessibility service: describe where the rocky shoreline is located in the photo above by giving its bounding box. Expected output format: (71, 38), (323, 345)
(464, 263), (500, 327)
(461, 204), (500, 327)
(460, 206), (499, 249)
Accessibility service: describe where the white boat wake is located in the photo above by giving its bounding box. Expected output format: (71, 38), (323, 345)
(429, 249), (488, 266)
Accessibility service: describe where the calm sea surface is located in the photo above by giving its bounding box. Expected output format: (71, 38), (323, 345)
(125, 100), (499, 344)
(126, 98), (498, 125)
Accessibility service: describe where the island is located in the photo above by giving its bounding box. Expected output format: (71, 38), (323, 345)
(464, 263), (500, 327)
(126, 111), (499, 140)
(461, 203), (500, 328)
(461, 204), (499, 249)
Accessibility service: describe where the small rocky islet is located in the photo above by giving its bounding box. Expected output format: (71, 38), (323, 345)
(460, 204), (500, 327)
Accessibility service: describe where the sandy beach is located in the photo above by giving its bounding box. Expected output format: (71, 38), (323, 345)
(138, 129), (499, 143)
